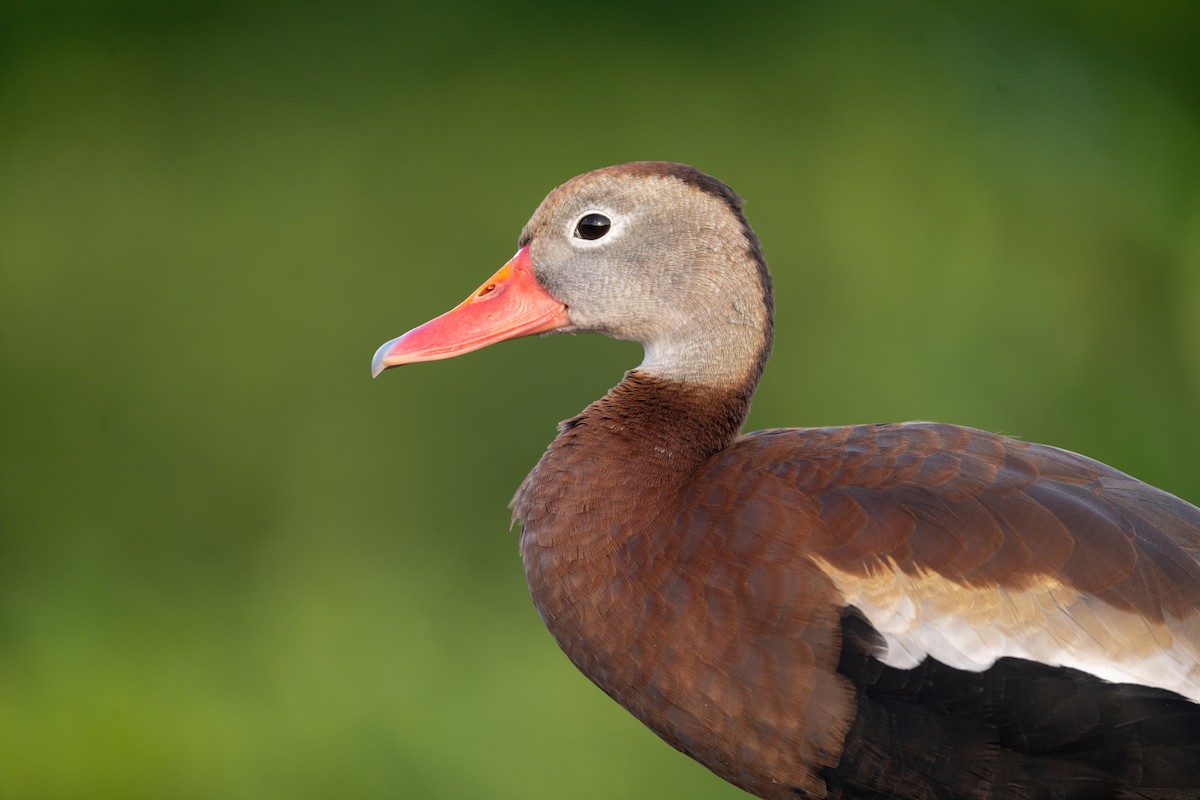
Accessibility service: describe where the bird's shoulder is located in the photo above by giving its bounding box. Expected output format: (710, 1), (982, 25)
(689, 421), (1200, 700)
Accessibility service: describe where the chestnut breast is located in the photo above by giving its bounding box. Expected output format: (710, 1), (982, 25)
(514, 373), (854, 799)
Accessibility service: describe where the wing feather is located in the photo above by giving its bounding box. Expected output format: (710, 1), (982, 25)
(733, 422), (1200, 700)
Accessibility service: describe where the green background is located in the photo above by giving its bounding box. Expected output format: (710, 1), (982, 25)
(2, 1), (1198, 797)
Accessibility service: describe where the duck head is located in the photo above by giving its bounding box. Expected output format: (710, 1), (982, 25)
(373, 162), (773, 388)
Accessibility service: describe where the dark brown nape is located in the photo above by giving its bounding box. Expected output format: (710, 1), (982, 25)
(513, 371), (758, 533)
(609, 161), (776, 366)
(603, 161), (776, 388)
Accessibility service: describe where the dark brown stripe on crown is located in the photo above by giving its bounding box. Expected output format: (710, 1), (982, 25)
(609, 161), (748, 211)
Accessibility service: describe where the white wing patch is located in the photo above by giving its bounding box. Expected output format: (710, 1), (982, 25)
(813, 557), (1200, 703)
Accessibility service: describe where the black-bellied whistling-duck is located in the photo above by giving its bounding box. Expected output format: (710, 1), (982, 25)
(372, 163), (1200, 799)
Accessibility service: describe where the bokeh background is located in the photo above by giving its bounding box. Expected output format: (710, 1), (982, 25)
(2, 1), (1199, 797)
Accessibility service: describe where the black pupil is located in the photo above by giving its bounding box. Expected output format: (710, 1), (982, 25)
(575, 213), (611, 240)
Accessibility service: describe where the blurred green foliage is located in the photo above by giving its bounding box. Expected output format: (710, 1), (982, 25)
(1, 1), (1198, 797)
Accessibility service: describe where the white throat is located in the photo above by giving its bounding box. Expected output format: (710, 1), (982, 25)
(638, 304), (770, 388)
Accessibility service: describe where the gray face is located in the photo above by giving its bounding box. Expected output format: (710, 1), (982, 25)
(518, 167), (770, 386)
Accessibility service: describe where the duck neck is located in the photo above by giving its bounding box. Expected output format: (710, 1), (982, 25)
(511, 369), (757, 549)
(574, 369), (755, 469)
(637, 306), (773, 391)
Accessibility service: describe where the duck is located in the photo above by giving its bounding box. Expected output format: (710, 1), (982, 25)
(372, 162), (1200, 799)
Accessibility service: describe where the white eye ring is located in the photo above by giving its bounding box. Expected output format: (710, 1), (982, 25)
(568, 209), (625, 249)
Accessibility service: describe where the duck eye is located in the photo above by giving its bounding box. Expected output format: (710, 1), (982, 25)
(574, 213), (611, 241)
